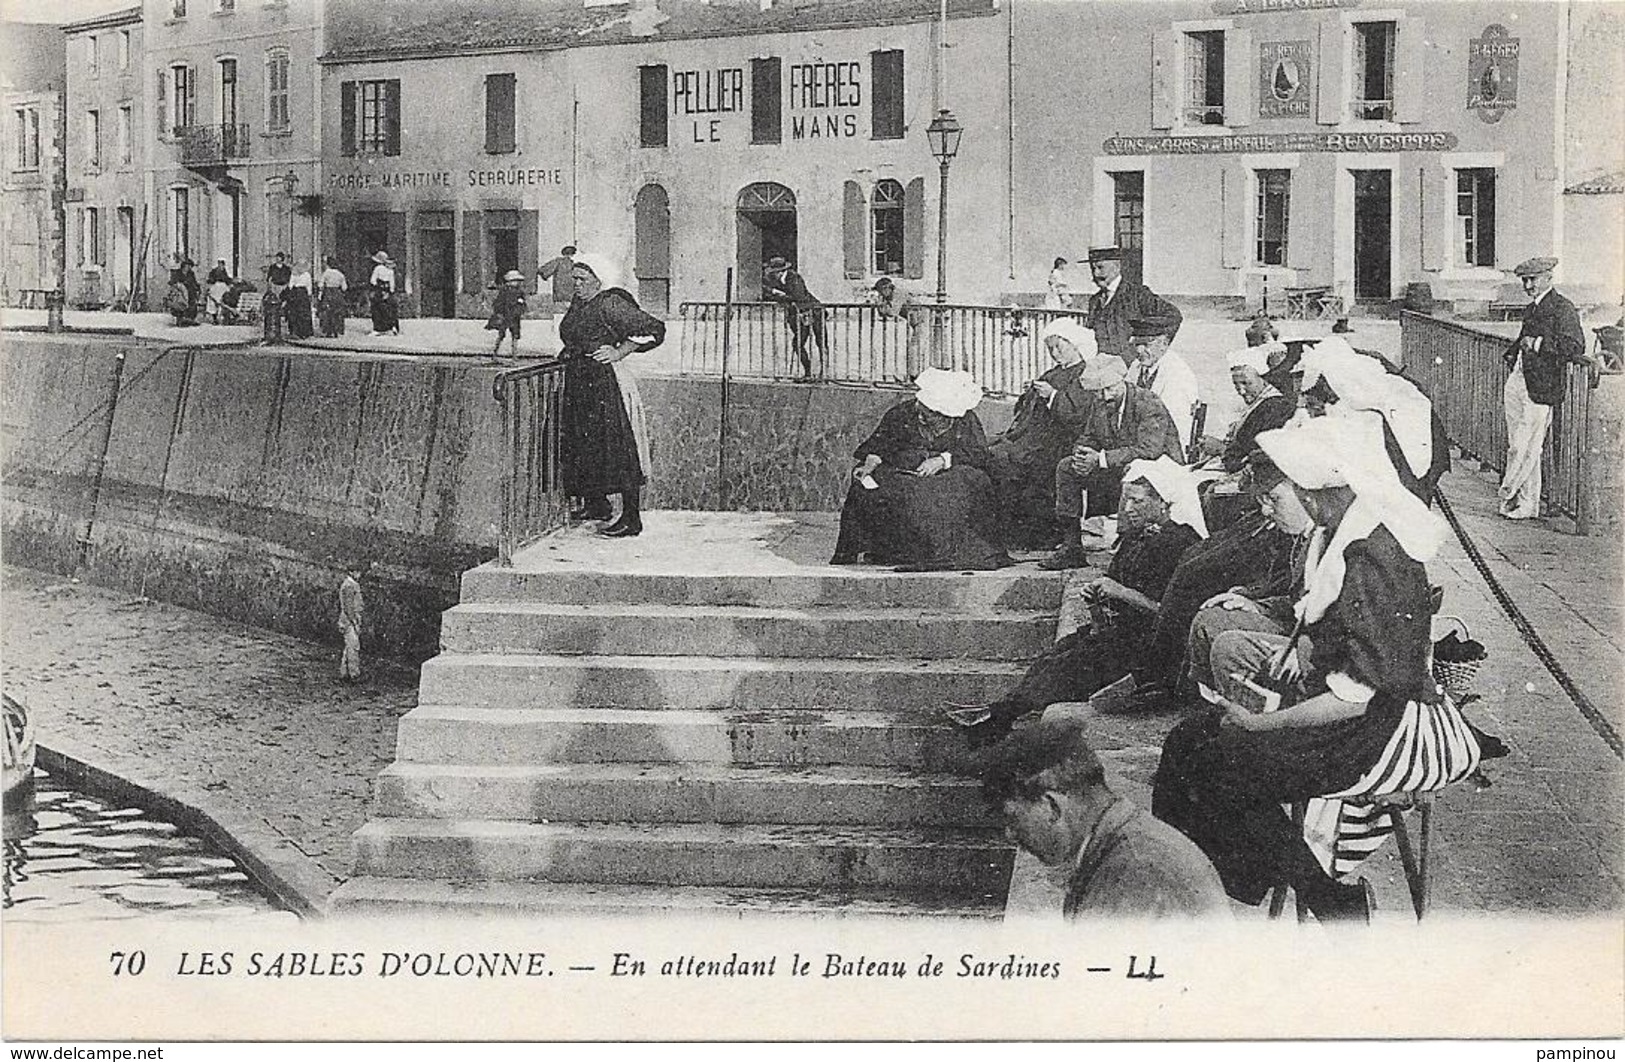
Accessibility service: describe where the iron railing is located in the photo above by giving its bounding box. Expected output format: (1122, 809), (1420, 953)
(493, 359), (568, 565)
(178, 123), (251, 167)
(1401, 310), (1596, 530)
(678, 301), (1093, 396)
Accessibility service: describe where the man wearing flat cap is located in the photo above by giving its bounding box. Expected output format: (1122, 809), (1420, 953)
(1082, 247), (1184, 365)
(1128, 313), (1200, 458)
(1044, 355), (1184, 569)
(978, 719), (1229, 921)
(1501, 256), (1588, 519)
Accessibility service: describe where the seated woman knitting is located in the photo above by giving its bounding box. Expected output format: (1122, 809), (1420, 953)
(831, 368), (1012, 572)
(1152, 411), (1484, 922)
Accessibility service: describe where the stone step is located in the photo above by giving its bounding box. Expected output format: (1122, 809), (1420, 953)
(395, 706), (977, 769)
(373, 762), (994, 827)
(439, 602), (1055, 660)
(329, 877), (1002, 919)
(419, 653), (1030, 710)
(460, 568), (1063, 612)
(351, 819), (1013, 895)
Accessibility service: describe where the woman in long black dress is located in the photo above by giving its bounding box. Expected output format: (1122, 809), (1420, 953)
(1152, 410), (1482, 921)
(558, 253), (664, 538)
(831, 368), (1011, 571)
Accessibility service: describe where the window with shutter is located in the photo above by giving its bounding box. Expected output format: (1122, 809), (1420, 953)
(750, 58), (780, 145)
(1455, 168), (1496, 268)
(639, 65), (667, 147)
(869, 50), (903, 140)
(871, 179), (904, 276)
(1255, 169), (1290, 266)
(340, 81), (355, 156)
(384, 80), (401, 156)
(903, 176), (924, 279)
(156, 69), (168, 138)
(842, 181), (865, 279)
(485, 73), (516, 154)
(266, 50), (290, 134)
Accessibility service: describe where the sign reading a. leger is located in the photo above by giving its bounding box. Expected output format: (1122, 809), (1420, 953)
(1258, 41), (1311, 119)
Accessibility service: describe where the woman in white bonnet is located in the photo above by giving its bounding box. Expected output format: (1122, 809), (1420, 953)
(832, 368), (1011, 571)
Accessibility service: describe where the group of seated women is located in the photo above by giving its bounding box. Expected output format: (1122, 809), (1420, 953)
(890, 320), (1492, 923)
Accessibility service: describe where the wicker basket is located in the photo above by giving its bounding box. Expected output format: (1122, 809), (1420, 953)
(1432, 617), (1485, 700)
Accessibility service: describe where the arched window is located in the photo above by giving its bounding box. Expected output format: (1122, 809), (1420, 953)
(871, 178), (904, 276)
(737, 182), (796, 211)
(635, 183), (671, 314)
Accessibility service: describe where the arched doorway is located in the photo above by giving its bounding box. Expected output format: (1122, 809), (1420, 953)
(634, 183), (671, 314)
(736, 182), (796, 300)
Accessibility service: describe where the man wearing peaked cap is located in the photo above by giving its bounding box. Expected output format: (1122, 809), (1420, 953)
(1128, 313), (1199, 457)
(1500, 255), (1588, 519)
(1081, 247), (1184, 366)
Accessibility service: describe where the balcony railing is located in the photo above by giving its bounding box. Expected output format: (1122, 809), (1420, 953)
(178, 123), (251, 167)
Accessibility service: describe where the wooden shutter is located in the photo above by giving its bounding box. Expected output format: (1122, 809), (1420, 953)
(383, 79), (401, 155)
(96, 208), (106, 265)
(185, 63), (197, 128)
(903, 176), (925, 280)
(1393, 17), (1425, 123)
(156, 68), (167, 137)
(1223, 27), (1254, 127)
(639, 65), (667, 148)
(340, 80), (355, 156)
(869, 50), (903, 140)
(460, 210), (482, 293)
(518, 209), (539, 279)
(72, 209), (82, 266)
(1151, 30), (1178, 130)
(750, 57), (780, 145)
(1420, 166), (1447, 272)
(1220, 169), (1244, 268)
(1316, 21), (1344, 125)
(485, 73), (516, 154)
(843, 181), (866, 279)
(386, 211), (407, 291)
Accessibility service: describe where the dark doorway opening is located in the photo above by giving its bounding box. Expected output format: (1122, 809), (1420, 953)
(736, 182), (797, 300)
(354, 212), (389, 291)
(635, 183), (671, 314)
(418, 211), (455, 318)
(1352, 169), (1391, 301)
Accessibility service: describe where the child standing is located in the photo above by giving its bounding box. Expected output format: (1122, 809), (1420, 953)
(338, 564), (364, 682)
(487, 269), (528, 357)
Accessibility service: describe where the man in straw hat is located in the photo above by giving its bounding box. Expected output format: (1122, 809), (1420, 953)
(948, 456), (1208, 745)
(978, 718), (1229, 921)
(1499, 256), (1588, 519)
(1081, 246), (1183, 365)
(1042, 355), (1183, 570)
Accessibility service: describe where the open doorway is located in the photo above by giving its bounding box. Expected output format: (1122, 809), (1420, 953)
(1352, 169), (1391, 302)
(736, 182), (797, 300)
(417, 211), (455, 318)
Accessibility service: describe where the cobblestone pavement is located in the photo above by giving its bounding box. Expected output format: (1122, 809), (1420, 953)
(1, 565), (418, 886)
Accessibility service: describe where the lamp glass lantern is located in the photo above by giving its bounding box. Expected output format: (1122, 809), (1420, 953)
(925, 109), (963, 163)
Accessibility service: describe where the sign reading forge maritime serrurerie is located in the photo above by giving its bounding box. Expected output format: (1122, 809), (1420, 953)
(1259, 40), (1312, 119)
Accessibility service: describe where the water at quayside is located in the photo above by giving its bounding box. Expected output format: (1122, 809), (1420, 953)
(4, 769), (297, 924)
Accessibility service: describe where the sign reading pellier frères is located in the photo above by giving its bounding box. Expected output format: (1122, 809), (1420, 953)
(1104, 131), (1459, 155)
(671, 60), (865, 143)
(1213, 0), (1360, 13)
(1468, 24), (1519, 124)
(1258, 40), (1311, 119)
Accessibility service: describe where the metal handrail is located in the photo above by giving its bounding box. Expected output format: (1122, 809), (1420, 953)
(1401, 310), (1595, 531)
(677, 300), (1091, 394)
(493, 358), (568, 566)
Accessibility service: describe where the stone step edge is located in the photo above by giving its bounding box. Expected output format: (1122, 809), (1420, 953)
(447, 602), (1059, 622)
(328, 877), (1003, 918)
(422, 653), (1034, 674)
(402, 705), (977, 725)
(354, 818), (1008, 848)
(379, 761), (983, 786)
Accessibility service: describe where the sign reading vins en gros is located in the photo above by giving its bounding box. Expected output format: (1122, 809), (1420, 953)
(668, 59), (866, 144)
(1258, 40), (1312, 119)
(1104, 131), (1459, 155)
(1468, 24), (1519, 124)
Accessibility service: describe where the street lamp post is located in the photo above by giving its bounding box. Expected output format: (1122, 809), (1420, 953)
(283, 170), (299, 259)
(925, 108), (962, 368)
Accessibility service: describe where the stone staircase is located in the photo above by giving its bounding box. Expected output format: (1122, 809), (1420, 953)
(330, 552), (1064, 918)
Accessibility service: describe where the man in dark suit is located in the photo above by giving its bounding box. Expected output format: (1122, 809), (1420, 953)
(1501, 256), (1589, 519)
(1043, 356), (1184, 570)
(1083, 246), (1183, 365)
(762, 255), (826, 379)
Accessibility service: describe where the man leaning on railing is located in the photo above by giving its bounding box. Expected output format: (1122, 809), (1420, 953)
(1499, 256), (1591, 521)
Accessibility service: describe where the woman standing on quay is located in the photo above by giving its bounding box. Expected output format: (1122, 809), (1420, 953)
(368, 251), (400, 336)
(558, 253), (664, 538)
